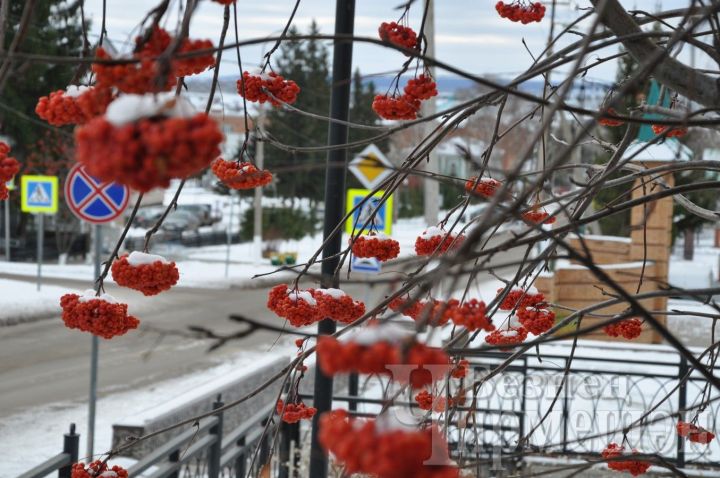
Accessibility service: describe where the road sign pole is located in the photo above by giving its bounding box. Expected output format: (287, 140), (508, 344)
(309, 1), (355, 477)
(36, 214), (43, 291)
(87, 225), (101, 460)
(4, 197), (9, 260)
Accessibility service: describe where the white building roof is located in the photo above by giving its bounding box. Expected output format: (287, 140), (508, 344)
(623, 139), (693, 163)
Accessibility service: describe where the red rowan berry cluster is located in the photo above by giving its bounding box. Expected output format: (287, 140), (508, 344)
(237, 71), (300, 107)
(60, 292), (139, 339)
(425, 299), (456, 326)
(211, 159), (273, 189)
(211, 0), (236, 4)
(415, 227), (465, 256)
(522, 208), (556, 224)
(496, 1), (546, 23)
(111, 252), (179, 296)
(651, 124), (688, 138)
(317, 336), (400, 376)
(313, 288), (366, 324)
(496, 287), (545, 311)
(407, 342), (451, 389)
(404, 74), (438, 101)
(175, 38), (216, 77)
(601, 443), (651, 476)
(372, 94), (421, 120)
(415, 390), (448, 412)
(75, 86), (114, 120)
(388, 295), (428, 320)
(599, 108), (624, 127)
(351, 233), (400, 261)
(35, 88), (88, 126)
(451, 359), (470, 379)
(75, 96), (223, 192)
(318, 410), (459, 478)
(378, 22), (418, 50)
(0, 142), (19, 201)
(677, 422), (715, 444)
(267, 284), (322, 327)
(71, 461), (128, 478)
(276, 399), (317, 423)
(516, 306), (555, 335)
(465, 176), (502, 198)
(450, 299), (494, 331)
(603, 317), (643, 340)
(485, 326), (528, 349)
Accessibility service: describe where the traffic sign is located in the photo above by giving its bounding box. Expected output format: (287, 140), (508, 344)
(345, 188), (393, 235)
(351, 257), (381, 274)
(64, 164), (129, 224)
(21, 175), (58, 214)
(348, 144), (394, 189)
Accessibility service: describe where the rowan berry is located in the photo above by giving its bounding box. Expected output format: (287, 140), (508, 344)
(677, 421), (715, 444)
(403, 74), (437, 101)
(35, 87), (89, 126)
(211, 159), (272, 189)
(451, 359), (470, 379)
(351, 233), (400, 261)
(378, 22), (418, 50)
(415, 227), (465, 256)
(496, 287), (545, 311)
(603, 317), (643, 340)
(601, 443), (651, 476)
(598, 108), (624, 127)
(450, 299), (494, 331)
(313, 288), (366, 324)
(175, 38), (216, 77)
(111, 251), (179, 296)
(516, 306), (555, 335)
(415, 390), (447, 412)
(465, 176), (501, 198)
(496, 1), (545, 23)
(276, 399), (317, 423)
(267, 284), (322, 327)
(211, 0), (236, 4)
(372, 94), (420, 120)
(237, 71), (300, 107)
(485, 326), (528, 350)
(388, 295), (428, 320)
(522, 208), (556, 224)
(60, 291), (140, 339)
(0, 143), (20, 196)
(71, 461), (128, 478)
(651, 124), (687, 137)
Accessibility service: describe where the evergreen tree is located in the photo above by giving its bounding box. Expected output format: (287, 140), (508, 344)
(0, 0), (84, 155)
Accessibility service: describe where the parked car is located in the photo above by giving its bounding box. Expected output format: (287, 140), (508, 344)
(134, 207), (203, 230)
(177, 204), (216, 226)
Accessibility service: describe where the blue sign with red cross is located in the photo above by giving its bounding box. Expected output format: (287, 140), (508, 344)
(64, 164), (129, 224)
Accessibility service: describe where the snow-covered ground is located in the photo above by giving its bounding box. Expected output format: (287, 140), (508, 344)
(0, 349), (291, 477)
(0, 279), (81, 324)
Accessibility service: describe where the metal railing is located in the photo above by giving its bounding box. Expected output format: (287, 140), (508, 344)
(17, 424), (78, 478)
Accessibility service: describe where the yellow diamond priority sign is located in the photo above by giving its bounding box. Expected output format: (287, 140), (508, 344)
(348, 144), (393, 189)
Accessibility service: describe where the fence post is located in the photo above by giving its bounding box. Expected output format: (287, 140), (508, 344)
(257, 418), (271, 475)
(168, 449), (180, 478)
(677, 356), (688, 468)
(58, 423), (79, 478)
(208, 394), (224, 478)
(278, 422), (295, 478)
(561, 359), (570, 454)
(234, 436), (246, 478)
(348, 373), (359, 412)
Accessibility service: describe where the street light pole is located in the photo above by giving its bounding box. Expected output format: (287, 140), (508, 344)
(308, 1), (355, 477)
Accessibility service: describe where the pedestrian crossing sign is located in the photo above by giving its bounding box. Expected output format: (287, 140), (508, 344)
(21, 175), (59, 214)
(345, 188), (393, 236)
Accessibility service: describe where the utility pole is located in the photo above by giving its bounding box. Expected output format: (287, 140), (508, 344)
(308, 1), (355, 477)
(253, 105), (265, 260)
(422, 0), (439, 227)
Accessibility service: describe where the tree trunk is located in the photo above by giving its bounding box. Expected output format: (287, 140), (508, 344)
(684, 229), (694, 261)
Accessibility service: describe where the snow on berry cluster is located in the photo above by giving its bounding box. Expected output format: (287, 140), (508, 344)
(516, 306), (555, 335)
(111, 251), (179, 296)
(522, 208), (556, 224)
(35, 86), (113, 126)
(211, 159), (273, 189)
(496, 287), (545, 311)
(465, 176), (502, 198)
(276, 399), (317, 424)
(496, 1), (546, 23)
(314, 288), (366, 324)
(603, 317), (643, 340)
(372, 94), (421, 120)
(60, 290), (139, 339)
(351, 233), (400, 262)
(75, 94), (223, 192)
(484, 326), (528, 349)
(404, 74), (438, 101)
(236, 71), (300, 107)
(93, 27), (215, 94)
(318, 409), (459, 478)
(71, 460), (128, 478)
(378, 22), (418, 50)
(415, 227), (465, 256)
(677, 421), (715, 444)
(0, 142), (19, 201)
(651, 124), (687, 138)
(599, 108), (624, 127)
(601, 443), (651, 476)
(316, 323), (450, 389)
(267, 284), (322, 327)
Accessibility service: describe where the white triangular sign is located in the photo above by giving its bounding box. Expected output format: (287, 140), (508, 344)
(29, 184), (51, 204)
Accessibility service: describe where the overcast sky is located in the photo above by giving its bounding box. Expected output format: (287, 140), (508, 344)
(82, 0), (709, 84)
